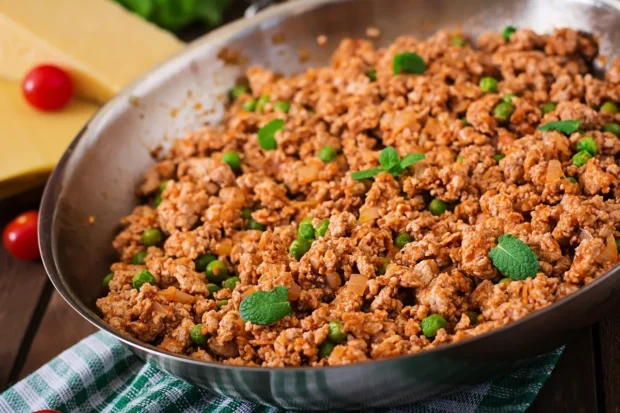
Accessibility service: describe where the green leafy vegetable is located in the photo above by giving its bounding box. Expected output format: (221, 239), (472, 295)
(240, 286), (292, 325)
(537, 120), (582, 135)
(257, 119), (284, 151)
(489, 234), (539, 280)
(393, 52), (426, 75)
(114, 0), (233, 31)
(351, 146), (425, 180)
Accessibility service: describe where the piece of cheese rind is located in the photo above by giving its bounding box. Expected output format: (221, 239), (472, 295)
(0, 0), (184, 103)
(0, 79), (99, 199)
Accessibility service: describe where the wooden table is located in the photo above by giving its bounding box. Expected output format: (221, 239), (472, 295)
(0, 187), (619, 411)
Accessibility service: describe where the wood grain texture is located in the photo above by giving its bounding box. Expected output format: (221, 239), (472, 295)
(0, 188), (48, 389)
(19, 291), (97, 380)
(527, 327), (599, 413)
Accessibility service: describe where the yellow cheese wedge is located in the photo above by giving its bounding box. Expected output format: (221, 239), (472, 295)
(0, 79), (99, 199)
(0, 0), (183, 104)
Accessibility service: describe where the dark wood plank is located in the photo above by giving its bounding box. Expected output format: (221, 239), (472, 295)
(527, 327), (599, 413)
(595, 302), (620, 412)
(19, 291), (97, 379)
(0, 188), (49, 389)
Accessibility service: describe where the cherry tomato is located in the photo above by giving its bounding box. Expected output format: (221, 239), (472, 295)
(22, 65), (73, 111)
(2, 211), (40, 261)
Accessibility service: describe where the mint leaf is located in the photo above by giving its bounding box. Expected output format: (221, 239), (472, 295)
(240, 286), (291, 325)
(489, 234), (539, 280)
(379, 146), (400, 169)
(351, 168), (384, 180)
(400, 153), (425, 169)
(537, 120), (582, 135)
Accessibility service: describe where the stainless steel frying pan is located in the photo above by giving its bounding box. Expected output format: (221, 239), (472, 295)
(39, 0), (620, 409)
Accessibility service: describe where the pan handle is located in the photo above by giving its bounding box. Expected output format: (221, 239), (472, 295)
(244, 0), (280, 17)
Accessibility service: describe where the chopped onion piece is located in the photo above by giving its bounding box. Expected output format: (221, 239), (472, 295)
(152, 301), (169, 315)
(214, 239), (233, 256)
(393, 108), (417, 134)
(160, 286), (195, 304)
(326, 272), (342, 289)
(347, 273), (368, 296)
(546, 160), (564, 183)
(359, 206), (380, 224)
(596, 235), (618, 264)
(298, 164), (321, 184)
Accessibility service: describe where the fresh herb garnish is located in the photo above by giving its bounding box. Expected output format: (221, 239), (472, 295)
(257, 119), (284, 150)
(489, 234), (539, 280)
(239, 286), (292, 325)
(393, 52), (426, 75)
(351, 146), (425, 180)
(537, 120), (582, 135)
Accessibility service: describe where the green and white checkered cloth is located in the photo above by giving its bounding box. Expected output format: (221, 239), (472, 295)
(0, 332), (561, 413)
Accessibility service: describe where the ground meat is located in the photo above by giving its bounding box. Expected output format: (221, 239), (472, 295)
(98, 27), (620, 367)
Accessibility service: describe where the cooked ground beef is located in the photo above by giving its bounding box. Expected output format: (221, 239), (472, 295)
(97, 27), (620, 367)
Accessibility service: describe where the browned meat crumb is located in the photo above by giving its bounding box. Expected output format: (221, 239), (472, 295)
(97, 27), (620, 368)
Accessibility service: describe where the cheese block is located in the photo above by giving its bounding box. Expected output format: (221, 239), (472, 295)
(0, 79), (99, 199)
(0, 0), (184, 104)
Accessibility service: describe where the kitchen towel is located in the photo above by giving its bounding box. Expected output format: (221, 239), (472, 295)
(0, 331), (562, 413)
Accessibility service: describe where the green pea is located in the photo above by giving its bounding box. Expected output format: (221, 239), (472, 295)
(466, 311), (479, 326)
(131, 251), (147, 265)
(153, 195), (162, 208)
(603, 122), (620, 137)
(142, 228), (163, 247)
(298, 219), (316, 240)
(223, 276), (241, 290)
(243, 98), (257, 111)
(451, 35), (466, 47)
(456, 156), (465, 162)
(600, 100), (618, 114)
(461, 117), (470, 126)
(103, 272), (114, 288)
(318, 145), (337, 163)
(428, 198), (448, 216)
(290, 238), (312, 260)
(190, 324), (208, 346)
(216, 300), (228, 309)
(315, 219), (329, 238)
(206, 260), (229, 283)
(499, 277), (512, 284)
(577, 137), (597, 156)
(132, 269), (156, 290)
(229, 84), (249, 101)
(394, 233), (412, 249)
(206, 283), (221, 295)
(493, 102), (514, 123)
(327, 320), (347, 343)
(572, 150), (592, 167)
(421, 314), (447, 338)
(318, 339), (336, 359)
(377, 258), (390, 275)
(241, 207), (253, 220)
(222, 151), (241, 171)
(540, 102), (556, 115)
(479, 76), (498, 93)
(567, 177), (578, 184)
(502, 26), (517, 42)
(274, 101), (291, 114)
(616, 238), (620, 253)
(195, 253), (217, 272)
(256, 95), (270, 112)
(247, 218), (266, 231)
(493, 153), (505, 164)
(502, 94), (515, 104)
(366, 69), (377, 81)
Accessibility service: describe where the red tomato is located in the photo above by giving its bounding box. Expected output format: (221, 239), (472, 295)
(22, 65), (73, 111)
(2, 211), (40, 261)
